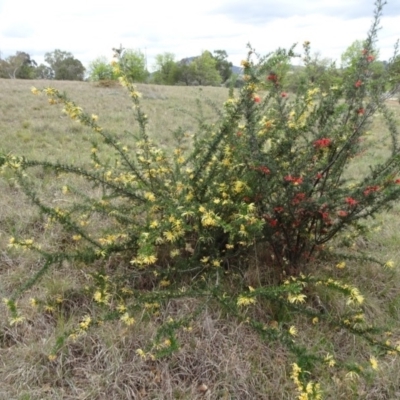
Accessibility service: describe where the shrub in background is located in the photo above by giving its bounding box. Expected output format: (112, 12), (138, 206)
(2, 1), (400, 398)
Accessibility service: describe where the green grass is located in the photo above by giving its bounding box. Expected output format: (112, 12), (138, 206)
(1, 78), (400, 399)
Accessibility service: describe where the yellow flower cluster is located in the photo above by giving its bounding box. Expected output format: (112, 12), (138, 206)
(120, 312), (135, 326)
(62, 101), (83, 121)
(290, 363), (322, 400)
(131, 254), (158, 267)
(237, 295), (256, 307)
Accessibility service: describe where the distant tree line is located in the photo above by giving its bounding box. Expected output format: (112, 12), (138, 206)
(1, 42), (400, 90)
(0, 49), (85, 81)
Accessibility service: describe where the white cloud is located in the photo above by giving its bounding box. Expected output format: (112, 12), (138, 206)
(0, 0), (398, 69)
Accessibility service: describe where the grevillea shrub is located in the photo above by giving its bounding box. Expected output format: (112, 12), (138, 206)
(2, 1), (400, 398)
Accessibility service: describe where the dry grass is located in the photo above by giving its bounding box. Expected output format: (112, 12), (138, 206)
(1, 78), (400, 399)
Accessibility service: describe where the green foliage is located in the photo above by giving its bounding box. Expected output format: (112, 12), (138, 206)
(87, 56), (116, 81)
(0, 51), (37, 79)
(118, 48), (149, 83)
(44, 49), (85, 81)
(213, 49), (233, 83)
(35, 63), (54, 79)
(2, 1), (400, 398)
(189, 50), (222, 86)
(152, 52), (180, 85)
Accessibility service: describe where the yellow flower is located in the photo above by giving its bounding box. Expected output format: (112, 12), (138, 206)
(116, 303), (127, 313)
(29, 298), (38, 307)
(120, 312), (135, 326)
(369, 356), (378, 370)
(312, 317), (319, 325)
(159, 280), (170, 287)
(170, 249), (180, 258)
(79, 315), (92, 330)
(136, 348), (146, 359)
(144, 192), (156, 202)
(237, 295), (256, 307)
(150, 220), (159, 229)
(347, 287), (364, 305)
(233, 180), (245, 193)
(287, 293), (307, 304)
(44, 305), (55, 312)
(324, 353), (336, 367)
(336, 261), (346, 269)
(289, 325), (297, 336)
(10, 316), (25, 326)
(48, 354), (57, 362)
(91, 114), (98, 121)
(384, 260), (395, 269)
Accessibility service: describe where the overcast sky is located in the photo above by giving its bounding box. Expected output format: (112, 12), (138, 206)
(0, 0), (400, 71)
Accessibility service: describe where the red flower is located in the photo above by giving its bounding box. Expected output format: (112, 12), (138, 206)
(395, 179), (400, 184)
(363, 185), (379, 196)
(267, 73), (278, 82)
(269, 219), (278, 227)
(345, 197), (358, 206)
(253, 95), (261, 103)
(357, 108), (365, 116)
(274, 206), (284, 213)
(367, 55), (375, 62)
(338, 210), (348, 217)
(316, 172), (323, 179)
(254, 165), (270, 175)
(281, 92), (288, 98)
(355, 80), (362, 88)
(292, 192), (306, 205)
(284, 175), (303, 185)
(319, 211), (329, 220)
(313, 138), (332, 149)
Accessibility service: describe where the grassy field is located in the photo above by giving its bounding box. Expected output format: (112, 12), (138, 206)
(1, 78), (400, 399)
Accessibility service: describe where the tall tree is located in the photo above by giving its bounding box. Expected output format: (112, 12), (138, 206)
(190, 51), (221, 86)
(213, 50), (233, 83)
(152, 52), (179, 85)
(44, 49), (85, 80)
(119, 49), (149, 83)
(35, 64), (54, 80)
(88, 56), (115, 81)
(0, 51), (37, 79)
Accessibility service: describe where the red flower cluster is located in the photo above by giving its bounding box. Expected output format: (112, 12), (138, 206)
(253, 95), (261, 103)
(363, 185), (379, 196)
(355, 80), (362, 88)
(313, 138), (332, 149)
(357, 108), (365, 116)
(292, 192), (306, 205)
(269, 219), (278, 227)
(263, 214), (279, 227)
(254, 165), (270, 175)
(284, 175), (303, 185)
(267, 73), (278, 83)
(345, 197), (358, 206)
